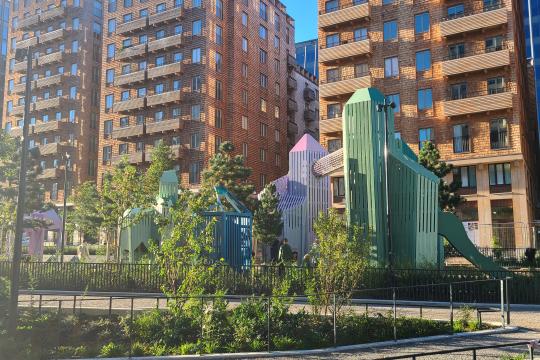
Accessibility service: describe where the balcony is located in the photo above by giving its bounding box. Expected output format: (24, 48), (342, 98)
(146, 118), (183, 135)
(148, 7), (183, 26)
(34, 120), (74, 134)
(39, 51), (64, 66)
(116, 44), (147, 61)
(147, 90), (182, 107)
(287, 121), (299, 136)
(288, 99), (298, 113)
(319, 1), (370, 29)
(320, 73), (371, 98)
(453, 136), (471, 153)
(147, 62), (182, 79)
(35, 74), (64, 89)
(147, 34), (183, 52)
(287, 76), (297, 92)
(304, 109), (316, 122)
(40, 6), (66, 22)
(38, 142), (65, 156)
(34, 97), (63, 111)
(13, 59), (34, 73)
(443, 87), (513, 117)
(38, 168), (62, 180)
(114, 70), (146, 87)
(16, 37), (38, 49)
(304, 88), (316, 102)
(12, 82), (32, 94)
(112, 97), (146, 113)
(116, 17), (148, 35)
(442, 45), (510, 77)
(320, 115), (343, 135)
(17, 14), (40, 30)
(9, 127), (23, 137)
(440, 4), (508, 37)
(112, 152), (145, 165)
(39, 29), (66, 44)
(112, 124), (145, 140)
(11, 105), (25, 116)
(320, 37), (371, 64)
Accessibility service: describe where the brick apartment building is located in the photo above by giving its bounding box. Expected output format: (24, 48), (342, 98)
(98, 0), (296, 190)
(2, 0), (103, 203)
(317, 0), (538, 248)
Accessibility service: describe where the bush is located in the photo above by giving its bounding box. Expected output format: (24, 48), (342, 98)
(178, 342), (199, 355)
(99, 342), (124, 357)
(273, 335), (300, 350)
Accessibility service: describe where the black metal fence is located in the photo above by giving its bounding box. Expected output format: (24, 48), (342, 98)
(1, 261), (540, 304)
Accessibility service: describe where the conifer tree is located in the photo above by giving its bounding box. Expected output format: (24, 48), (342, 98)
(142, 140), (174, 205)
(253, 183), (283, 259)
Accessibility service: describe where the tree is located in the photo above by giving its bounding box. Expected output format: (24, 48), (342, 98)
(200, 142), (256, 209)
(418, 141), (462, 212)
(308, 209), (369, 316)
(142, 141), (174, 206)
(253, 183), (283, 261)
(69, 181), (103, 243)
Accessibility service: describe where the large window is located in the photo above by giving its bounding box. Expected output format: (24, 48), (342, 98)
(488, 163), (511, 186)
(453, 124), (470, 153)
(415, 50), (431, 72)
(192, 20), (202, 36)
(332, 177), (345, 201)
(490, 118), (508, 149)
(354, 27), (367, 41)
(383, 20), (398, 41)
(485, 35), (504, 52)
(325, 0), (338, 13)
(417, 88), (433, 110)
(418, 127), (433, 149)
(447, 4), (464, 19)
(105, 94), (114, 111)
(450, 83), (467, 100)
(384, 57), (399, 78)
(192, 48), (201, 63)
(414, 12), (430, 34)
(487, 77), (505, 94)
(259, 0), (268, 20)
(327, 103), (341, 119)
(448, 43), (465, 59)
(325, 34), (339, 48)
(452, 166), (477, 188)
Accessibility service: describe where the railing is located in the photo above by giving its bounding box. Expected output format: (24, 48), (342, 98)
(490, 130), (509, 149)
(319, 0), (368, 15)
(453, 136), (471, 153)
(320, 71), (369, 85)
(442, 1), (503, 21)
(444, 42), (509, 61)
(446, 83), (512, 100)
(320, 33), (369, 49)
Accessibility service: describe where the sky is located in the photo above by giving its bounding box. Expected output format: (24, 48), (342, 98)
(282, 0), (318, 43)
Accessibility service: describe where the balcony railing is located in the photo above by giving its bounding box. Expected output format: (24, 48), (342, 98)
(35, 74), (64, 89)
(111, 152), (145, 165)
(37, 168), (62, 180)
(287, 121), (298, 135)
(304, 88), (316, 102)
(16, 37), (38, 49)
(441, 2), (507, 37)
(12, 82), (32, 94)
(442, 43), (510, 76)
(287, 99), (298, 113)
(34, 97), (63, 111)
(443, 84), (513, 117)
(112, 97), (146, 113)
(40, 6), (66, 22)
(147, 62), (182, 79)
(17, 14), (40, 30)
(453, 136), (471, 153)
(319, 0), (370, 29)
(13, 60), (30, 73)
(490, 130), (509, 149)
(146, 90), (182, 107)
(320, 114), (343, 135)
(34, 120), (74, 134)
(148, 7), (183, 26)
(39, 51), (64, 66)
(147, 34), (183, 52)
(111, 124), (145, 140)
(114, 70), (146, 87)
(39, 28), (66, 44)
(146, 118), (183, 135)
(320, 72), (371, 98)
(287, 76), (297, 92)
(304, 109), (316, 122)
(38, 142), (65, 156)
(320, 36), (371, 64)
(116, 17), (148, 34)
(116, 44), (147, 61)
(11, 105), (25, 116)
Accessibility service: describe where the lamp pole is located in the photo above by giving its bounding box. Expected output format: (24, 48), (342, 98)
(8, 46), (33, 335)
(377, 99), (396, 279)
(60, 152), (70, 263)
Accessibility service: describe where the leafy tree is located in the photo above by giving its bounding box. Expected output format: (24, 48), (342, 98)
(308, 209), (369, 316)
(418, 141), (462, 213)
(200, 142), (256, 209)
(142, 141), (174, 206)
(253, 183), (283, 261)
(69, 182), (103, 243)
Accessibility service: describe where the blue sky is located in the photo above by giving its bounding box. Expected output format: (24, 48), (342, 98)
(282, 0), (318, 42)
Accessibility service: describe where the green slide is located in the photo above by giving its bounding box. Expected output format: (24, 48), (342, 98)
(438, 211), (506, 273)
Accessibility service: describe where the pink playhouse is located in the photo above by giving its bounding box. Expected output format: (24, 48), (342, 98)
(24, 209), (62, 258)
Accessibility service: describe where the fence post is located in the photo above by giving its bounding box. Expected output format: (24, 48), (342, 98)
(393, 287), (397, 342)
(449, 283), (454, 333)
(505, 277), (510, 325)
(200, 296), (204, 339)
(529, 345), (534, 360)
(333, 293), (337, 346)
(58, 299), (62, 315)
(500, 279), (505, 328)
(472, 349), (477, 360)
(108, 296), (112, 318)
(73, 295), (76, 315)
(267, 296), (271, 353)
(38, 294), (42, 315)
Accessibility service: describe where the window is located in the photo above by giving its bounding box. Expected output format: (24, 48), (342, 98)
(120, 117), (129, 127)
(453, 166), (477, 188)
(486, 35), (504, 52)
(259, 1), (268, 20)
(242, 63), (248, 78)
(106, 69), (115, 84)
(259, 25), (267, 40)
(156, 30), (165, 39)
(260, 148), (266, 162)
(173, 79), (181, 91)
(192, 20), (202, 36)
(174, 52), (183, 63)
(384, 57), (399, 78)
(446, 81), (467, 100)
(121, 90), (130, 101)
(415, 12), (430, 34)
(260, 122), (268, 137)
(51, 183), (58, 201)
(242, 12), (248, 26)
(70, 86), (77, 99)
(124, 0), (132, 7)
(119, 143), (129, 155)
(275, 82), (280, 96)
(332, 177), (345, 200)
(107, 44), (115, 59)
(386, 94), (400, 113)
(156, 2), (165, 12)
(326, 68), (339, 82)
(453, 124), (470, 153)
(102, 146), (112, 164)
(490, 118), (508, 149)
(242, 90), (248, 104)
(190, 133), (200, 149)
(325, 0), (338, 13)
(215, 109), (222, 128)
(419, 127), (433, 149)
(71, 40), (79, 53)
(274, 129), (280, 143)
(260, 98), (267, 112)
(108, 18), (116, 33)
(242, 37), (248, 52)
(105, 94), (114, 111)
(192, 75), (201, 92)
(383, 20), (398, 41)
(216, 0), (223, 19)
(275, 153), (281, 167)
(191, 104), (201, 120)
(215, 25), (222, 45)
(355, 63), (368, 77)
(415, 50), (431, 72)
(189, 162), (200, 184)
(327, 103), (341, 119)
(487, 77), (505, 94)
(325, 34), (339, 48)
(215, 80), (222, 100)
(69, 110), (76, 123)
(489, 163), (511, 186)
(448, 43), (465, 60)
(354, 27), (367, 41)
(215, 52), (222, 72)
(418, 88), (433, 110)
(260, 73), (268, 88)
(274, 106), (280, 119)
(154, 111), (164, 122)
(259, 48), (267, 63)
(447, 4), (464, 19)
(242, 116), (248, 129)
(193, 0), (201, 8)
(192, 48), (201, 63)
(72, 17), (80, 30)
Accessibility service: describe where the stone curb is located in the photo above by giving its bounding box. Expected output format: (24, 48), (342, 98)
(79, 326), (519, 360)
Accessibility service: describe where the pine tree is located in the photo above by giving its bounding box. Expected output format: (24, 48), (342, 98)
(418, 141), (462, 212)
(142, 140), (174, 206)
(200, 141), (256, 209)
(253, 183), (283, 260)
(69, 181), (103, 242)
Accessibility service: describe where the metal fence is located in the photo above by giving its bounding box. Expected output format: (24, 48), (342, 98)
(1, 261), (540, 304)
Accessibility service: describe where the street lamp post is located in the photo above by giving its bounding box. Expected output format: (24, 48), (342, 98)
(8, 46), (33, 335)
(377, 99), (396, 278)
(60, 152), (70, 263)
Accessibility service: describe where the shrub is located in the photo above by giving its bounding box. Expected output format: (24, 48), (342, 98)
(130, 342), (147, 356)
(178, 342), (199, 355)
(99, 342), (124, 357)
(127, 310), (196, 347)
(273, 335), (300, 350)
